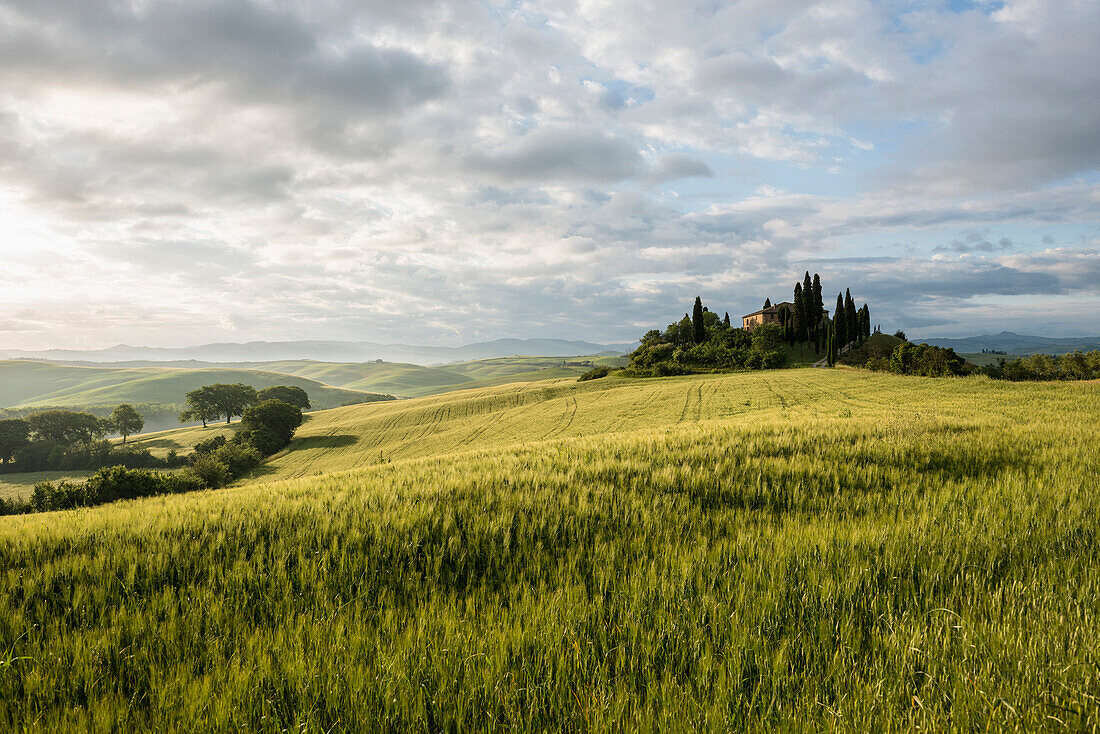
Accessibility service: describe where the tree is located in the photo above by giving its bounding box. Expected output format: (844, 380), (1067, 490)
(238, 399), (303, 456)
(792, 284), (805, 351)
(676, 314), (693, 346)
(257, 386), (311, 410)
(862, 304), (872, 341)
(844, 289), (857, 346)
(723, 312), (731, 328)
(835, 293), (847, 349)
(110, 404), (144, 444)
(0, 419), (29, 465)
(763, 298), (772, 309)
(180, 386), (221, 428)
(25, 410), (104, 447)
(692, 296), (705, 344)
(184, 384), (258, 425)
(812, 273), (824, 327)
(802, 272), (813, 340)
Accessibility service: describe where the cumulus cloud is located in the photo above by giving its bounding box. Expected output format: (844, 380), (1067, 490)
(0, 0), (1097, 349)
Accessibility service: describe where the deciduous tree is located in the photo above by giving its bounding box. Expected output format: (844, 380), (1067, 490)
(257, 386), (311, 410)
(0, 419), (29, 465)
(110, 404), (144, 444)
(25, 410), (104, 447)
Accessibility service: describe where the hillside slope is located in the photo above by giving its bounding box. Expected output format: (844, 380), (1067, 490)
(2, 370), (1097, 730)
(252, 367), (1097, 484)
(0, 360), (392, 410)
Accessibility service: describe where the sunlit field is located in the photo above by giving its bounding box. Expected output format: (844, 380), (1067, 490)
(1, 369), (1097, 730)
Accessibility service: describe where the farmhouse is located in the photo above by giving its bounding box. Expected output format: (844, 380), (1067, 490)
(742, 300), (828, 330)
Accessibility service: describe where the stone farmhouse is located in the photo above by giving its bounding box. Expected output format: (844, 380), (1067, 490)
(742, 300), (829, 330)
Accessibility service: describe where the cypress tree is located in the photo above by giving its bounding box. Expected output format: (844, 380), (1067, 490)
(692, 296), (705, 344)
(835, 293), (846, 349)
(764, 298), (772, 309)
(802, 272), (813, 340)
(723, 312), (731, 328)
(793, 284), (805, 353)
(844, 289), (857, 346)
(862, 304), (871, 341)
(812, 274), (823, 336)
(825, 322), (834, 366)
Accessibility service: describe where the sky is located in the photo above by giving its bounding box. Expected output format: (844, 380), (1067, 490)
(0, 0), (1098, 349)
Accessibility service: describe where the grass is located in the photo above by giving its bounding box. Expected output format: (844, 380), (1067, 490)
(1, 369), (1098, 730)
(0, 470), (94, 502)
(115, 423), (238, 459)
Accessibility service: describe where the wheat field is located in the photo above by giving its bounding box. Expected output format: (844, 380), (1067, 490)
(1, 369), (1097, 731)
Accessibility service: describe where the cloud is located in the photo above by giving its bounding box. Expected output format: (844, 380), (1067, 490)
(646, 154), (714, 184)
(465, 126), (645, 183)
(0, 0), (1097, 349)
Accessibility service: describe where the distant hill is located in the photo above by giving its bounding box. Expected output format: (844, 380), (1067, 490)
(0, 338), (637, 365)
(0, 361), (394, 432)
(920, 331), (1100, 355)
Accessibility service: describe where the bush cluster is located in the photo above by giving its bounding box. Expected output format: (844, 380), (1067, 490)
(626, 321), (788, 376)
(577, 366), (614, 381)
(981, 351), (1100, 381)
(25, 467), (205, 513)
(3, 399), (303, 516)
(866, 342), (969, 377)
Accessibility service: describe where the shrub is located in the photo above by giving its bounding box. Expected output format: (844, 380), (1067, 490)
(30, 480), (92, 512)
(237, 400), (303, 456)
(27, 467), (207, 512)
(189, 455), (232, 489)
(887, 343), (967, 377)
(578, 366), (613, 381)
(194, 435), (228, 455)
(211, 442), (261, 476)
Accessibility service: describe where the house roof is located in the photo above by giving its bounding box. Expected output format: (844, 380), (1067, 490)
(741, 301), (794, 319)
(741, 301), (830, 319)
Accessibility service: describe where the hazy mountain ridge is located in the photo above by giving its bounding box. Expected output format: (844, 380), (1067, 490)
(0, 338), (636, 365)
(920, 331), (1100, 355)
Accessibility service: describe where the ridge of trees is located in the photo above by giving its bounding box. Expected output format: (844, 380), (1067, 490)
(625, 273), (874, 376)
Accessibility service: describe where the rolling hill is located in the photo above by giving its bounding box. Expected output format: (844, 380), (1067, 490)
(2, 370), (1098, 729)
(4, 354), (628, 401)
(921, 330), (1100, 355)
(0, 361), (393, 430)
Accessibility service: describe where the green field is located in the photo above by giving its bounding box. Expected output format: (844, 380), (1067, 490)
(0, 360), (392, 413)
(1, 370), (1098, 730)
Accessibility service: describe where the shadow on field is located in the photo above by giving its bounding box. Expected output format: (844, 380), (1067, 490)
(244, 434), (360, 482)
(293, 434), (360, 450)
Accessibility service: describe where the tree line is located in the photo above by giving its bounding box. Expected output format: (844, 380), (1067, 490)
(0, 403), (154, 473)
(1, 385), (309, 515)
(624, 272), (873, 375)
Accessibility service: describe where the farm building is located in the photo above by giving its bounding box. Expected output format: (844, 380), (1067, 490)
(742, 300), (828, 330)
